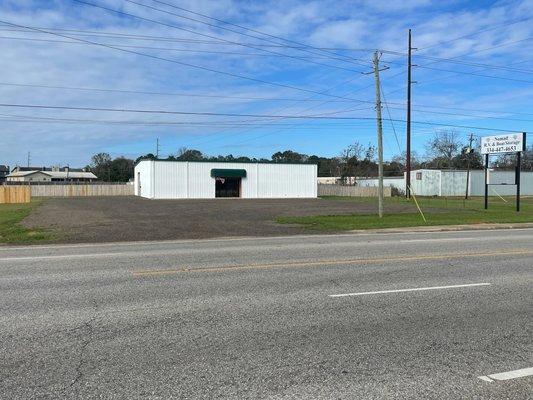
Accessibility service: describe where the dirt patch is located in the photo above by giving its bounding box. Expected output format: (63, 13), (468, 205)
(22, 196), (417, 243)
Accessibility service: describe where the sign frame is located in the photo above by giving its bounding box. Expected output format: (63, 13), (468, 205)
(483, 132), (526, 212)
(480, 133), (525, 155)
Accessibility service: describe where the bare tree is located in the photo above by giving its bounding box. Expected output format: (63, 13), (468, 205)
(427, 130), (461, 168)
(339, 142), (364, 163)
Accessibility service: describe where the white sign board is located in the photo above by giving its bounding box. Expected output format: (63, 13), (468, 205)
(480, 133), (525, 155)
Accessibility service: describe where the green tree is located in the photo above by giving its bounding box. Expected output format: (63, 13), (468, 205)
(177, 149), (204, 161)
(271, 150), (307, 163)
(90, 152), (112, 181)
(109, 157), (134, 182)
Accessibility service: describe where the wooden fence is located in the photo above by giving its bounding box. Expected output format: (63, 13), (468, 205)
(30, 184), (134, 197)
(318, 184), (392, 197)
(0, 186), (31, 204)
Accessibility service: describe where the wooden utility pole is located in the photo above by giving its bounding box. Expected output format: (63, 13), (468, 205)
(27, 151), (31, 168)
(406, 29), (413, 198)
(373, 51), (385, 218)
(465, 133), (474, 200)
(156, 138), (160, 158)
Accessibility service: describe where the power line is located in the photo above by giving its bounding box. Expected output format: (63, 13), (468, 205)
(72, 0), (368, 73)
(380, 82), (402, 152)
(383, 51), (533, 75)
(0, 35), (371, 60)
(138, 0), (373, 67)
(417, 15), (533, 51)
(413, 59), (532, 87)
(413, 65), (533, 84)
(0, 102), (521, 132)
(5, 80), (531, 118)
(0, 81), (358, 103)
(0, 19), (373, 103)
(0, 25), (376, 51)
(379, 32), (533, 93)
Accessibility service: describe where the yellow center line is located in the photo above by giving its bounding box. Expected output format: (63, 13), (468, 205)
(130, 248), (533, 277)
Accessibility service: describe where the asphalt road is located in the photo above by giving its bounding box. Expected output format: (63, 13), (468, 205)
(1, 229), (532, 399)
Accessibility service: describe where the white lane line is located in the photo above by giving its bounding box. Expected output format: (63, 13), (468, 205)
(330, 283), (491, 297)
(478, 367), (533, 382)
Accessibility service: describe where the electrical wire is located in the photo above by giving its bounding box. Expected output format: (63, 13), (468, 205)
(72, 0), (368, 73)
(0, 103), (518, 133)
(416, 15), (533, 51)
(0, 25), (377, 51)
(0, 82), (357, 103)
(0, 19), (375, 103)
(137, 0), (373, 67)
(0, 35), (371, 60)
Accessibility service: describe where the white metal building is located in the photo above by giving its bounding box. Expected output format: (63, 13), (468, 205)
(332, 169), (533, 196)
(7, 170), (97, 182)
(134, 160), (317, 199)
(409, 169), (533, 196)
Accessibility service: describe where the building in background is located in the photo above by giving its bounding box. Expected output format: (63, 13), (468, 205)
(135, 160), (317, 199)
(0, 165), (9, 183)
(323, 169), (533, 197)
(7, 166), (97, 182)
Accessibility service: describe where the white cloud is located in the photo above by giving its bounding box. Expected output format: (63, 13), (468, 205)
(0, 0), (531, 165)
(309, 19), (367, 47)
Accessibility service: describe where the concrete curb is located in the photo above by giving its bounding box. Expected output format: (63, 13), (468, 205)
(348, 223), (533, 234)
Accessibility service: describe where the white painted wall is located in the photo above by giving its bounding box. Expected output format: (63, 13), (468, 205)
(327, 169), (533, 197)
(409, 169), (533, 196)
(355, 177), (405, 191)
(134, 160), (317, 199)
(134, 160), (152, 198)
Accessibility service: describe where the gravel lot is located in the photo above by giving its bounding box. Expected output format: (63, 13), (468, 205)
(22, 196), (416, 243)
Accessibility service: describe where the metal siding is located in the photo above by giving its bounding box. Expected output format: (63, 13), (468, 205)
(143, 161), (316, 199)
(187, 162), (258, 198)
(134, 161), (152, 198)
(355, 177), (405, 190)
(153, 161), (188, 198)
(257, 164), (316, 198)
(410, 170), (440, 196)
(440, 171), (468, 196)
(486, 171), (533, 196)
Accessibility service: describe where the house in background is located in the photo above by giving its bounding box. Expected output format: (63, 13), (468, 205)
(7, 166), (97, 182)
(0, 165), (9, 183)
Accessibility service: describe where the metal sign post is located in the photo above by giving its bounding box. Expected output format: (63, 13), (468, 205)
(516, 151), (522, 212)
(481, 132), (526, 212)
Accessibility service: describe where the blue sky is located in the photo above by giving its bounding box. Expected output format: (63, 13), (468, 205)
(0, 0), (532, 167)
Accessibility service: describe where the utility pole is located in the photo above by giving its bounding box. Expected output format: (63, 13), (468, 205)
(373, 51), (385, 218)
(406, 29), (413, 198)
(156, 138), (161, 158)
(465, 133), (475, 200)
(27, 151), (31, 168)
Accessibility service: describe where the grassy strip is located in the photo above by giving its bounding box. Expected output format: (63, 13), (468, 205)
(0, 200), (53, 244)
(277, 196), (533, 231)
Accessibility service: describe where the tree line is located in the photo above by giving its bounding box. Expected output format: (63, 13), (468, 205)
(86, 130), (532, 182)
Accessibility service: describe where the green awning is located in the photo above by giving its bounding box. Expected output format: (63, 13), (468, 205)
(210, 168), (247, 178)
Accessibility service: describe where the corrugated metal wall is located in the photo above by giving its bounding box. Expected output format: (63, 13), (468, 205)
(134, 161), (317, 199)
(355, 177), (404, 190)
(411, 170), (533, 196)
(135, 161), (152, 198)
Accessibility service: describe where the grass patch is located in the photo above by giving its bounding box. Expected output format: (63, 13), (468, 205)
(0, 200), (53, 244)
(277, 196), (533, 231)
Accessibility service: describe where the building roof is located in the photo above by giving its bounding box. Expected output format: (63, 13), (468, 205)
(8, 170), (97, 179)
(46, 171), (97, 179)
(7, 170), (45, 177)
(135, 158), (317, 167)
(12, 166), (89, 173)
